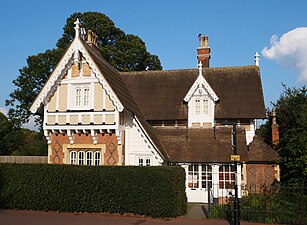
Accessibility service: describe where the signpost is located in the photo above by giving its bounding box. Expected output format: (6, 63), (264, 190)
(222, 121), (241, 225)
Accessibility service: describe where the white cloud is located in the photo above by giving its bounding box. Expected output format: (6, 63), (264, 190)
(262, 27), (307, 83)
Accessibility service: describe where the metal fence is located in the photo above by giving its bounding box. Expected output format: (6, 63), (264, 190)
(208, 184), (307, 225)
(0, 156), (48, 164)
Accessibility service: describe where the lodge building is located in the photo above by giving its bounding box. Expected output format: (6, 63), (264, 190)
(30, 19), (279, 203)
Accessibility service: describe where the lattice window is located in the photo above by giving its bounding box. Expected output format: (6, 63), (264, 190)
(195, 99), (201, 115)
(84, 88), (90, 106)
(75, 88), (81, 106)
(201, 164), (212, 189)
(219, 165), (235, 189)
(203, 98), (209, 114)
(188, 165), (199, 188)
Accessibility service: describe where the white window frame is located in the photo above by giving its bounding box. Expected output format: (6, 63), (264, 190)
(94, 151), (101, 166)
(70, 151), (77, 165)
(138, 158), (144, 166)
(86, 151), (92, 166)
(78, 151), (85, 165)
(72, 84), (92, 110)
(145, 158), (151, 166)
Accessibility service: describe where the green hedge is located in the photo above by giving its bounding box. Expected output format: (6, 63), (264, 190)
(0, 163), (187, 218)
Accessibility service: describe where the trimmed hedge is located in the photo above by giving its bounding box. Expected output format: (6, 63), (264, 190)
(0, 163), (186, 218)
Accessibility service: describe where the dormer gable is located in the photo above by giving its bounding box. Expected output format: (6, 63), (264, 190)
(184, 62), (219, 127)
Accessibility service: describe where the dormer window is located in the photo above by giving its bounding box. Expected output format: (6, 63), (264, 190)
(195, 99), (201, 114)
(203, 98), (208, 114)
(188, 90), (214, 127)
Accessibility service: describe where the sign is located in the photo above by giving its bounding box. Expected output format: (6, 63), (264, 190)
(231, 154), (240, 161)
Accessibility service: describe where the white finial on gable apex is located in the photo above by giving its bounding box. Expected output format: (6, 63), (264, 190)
(74, 18), (80, 38)
(198, 61), (203, 76)
(255, 52), (260, 67)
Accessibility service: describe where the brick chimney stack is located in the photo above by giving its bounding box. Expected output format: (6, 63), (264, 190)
(272, 109), (279, 147)
(197, 34), (211, 68)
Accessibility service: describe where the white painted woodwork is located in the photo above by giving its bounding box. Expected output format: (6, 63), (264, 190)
(124, 112), (162, 166)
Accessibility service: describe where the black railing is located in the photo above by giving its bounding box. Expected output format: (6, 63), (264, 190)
(209, 184), (307, 225)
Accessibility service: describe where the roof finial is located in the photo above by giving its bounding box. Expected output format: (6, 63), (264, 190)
(255, 52), (260, 67)
(198, 61), (203, 75)
(74, 18), (80, 38)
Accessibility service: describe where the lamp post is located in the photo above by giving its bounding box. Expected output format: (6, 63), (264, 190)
(221, 121), (240, 225)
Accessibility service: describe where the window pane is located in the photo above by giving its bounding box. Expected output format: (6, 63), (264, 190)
(84, 88), (89, 106)
(195, 99), (200, 115)
(203, 99), (208, 114)
(75, 88), (81, 106)
(86, 151), (92, 166)
(94, 151), (100, 166)
(78, 151), (84, 165)
(139, 158), (144, 166)
(145, 158), (150, 166)
(70, 151), (76, 165)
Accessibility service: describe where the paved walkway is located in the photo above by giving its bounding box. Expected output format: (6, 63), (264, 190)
(0, 209), (280, 225)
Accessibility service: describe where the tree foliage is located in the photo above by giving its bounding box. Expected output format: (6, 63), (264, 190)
(6, 12), (162, 128)
(257, 85), (307, 185)
(0, 112), (47, 155)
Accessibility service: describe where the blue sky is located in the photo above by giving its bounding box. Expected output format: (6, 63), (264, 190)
(1, 0), (307, 128)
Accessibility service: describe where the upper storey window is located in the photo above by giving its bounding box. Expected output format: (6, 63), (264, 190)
(188, 88), (214, 127)
(73, 85), (91, 109)
(194, 98), (209, 115)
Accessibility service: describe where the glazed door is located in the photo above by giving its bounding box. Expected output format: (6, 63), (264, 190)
(187, 164), (213, 203)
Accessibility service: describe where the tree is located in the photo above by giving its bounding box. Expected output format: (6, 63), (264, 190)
(0, 112), (47, 156)
(257, 85), (307, 185)
(6, 12), (162, 128)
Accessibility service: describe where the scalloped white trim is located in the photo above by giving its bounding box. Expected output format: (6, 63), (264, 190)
(30, 38), (124, 114)
(184, 74), (219, 102)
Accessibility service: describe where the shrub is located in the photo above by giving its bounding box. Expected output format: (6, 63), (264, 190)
(0, 164), (187, 218)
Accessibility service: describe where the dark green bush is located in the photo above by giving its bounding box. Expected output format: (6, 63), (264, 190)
(0, 164), (186, 218)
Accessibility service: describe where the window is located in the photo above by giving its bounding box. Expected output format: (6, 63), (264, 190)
(74, 86), (90, 108)
(201, 164), (212, 189)
(86, 151), (92, 166)
(78, 151), (84, 165)
(145, 158), (151, 166)
(70, 151), (77, 165)
(84, 88), (90, 106)
(219, 165), (235, 189)
(195, 99), (201, 115)
(94, 151), (101, 166)
(203, 99), (208, 114)
(70, 149), (101, 166)
(188, 165), (199, 189)
(138, 158), (144, 166)
(75, 88), (81, 106)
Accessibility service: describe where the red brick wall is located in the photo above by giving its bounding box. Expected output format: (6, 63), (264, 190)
(197, 48), (210, 68)
(49, 133), (119, 165)
(246, 164), (278, 193)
